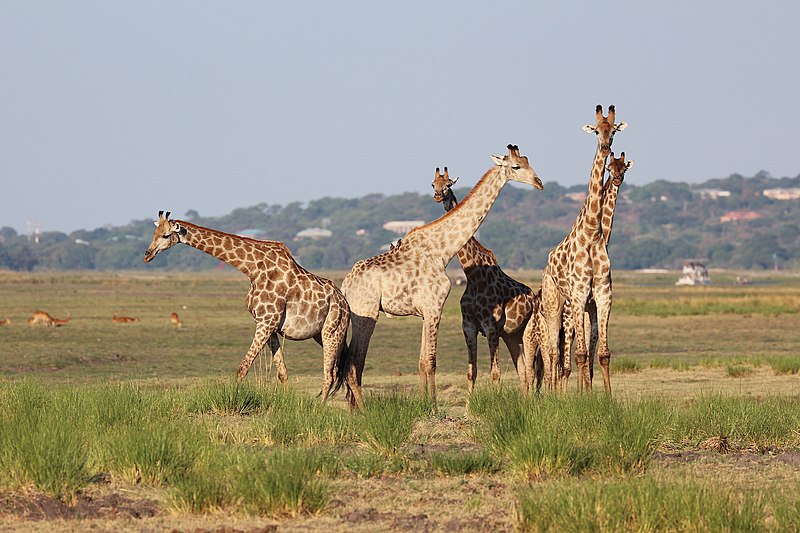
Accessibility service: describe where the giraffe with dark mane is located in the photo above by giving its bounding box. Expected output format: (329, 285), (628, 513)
(430, 167), (537, 392)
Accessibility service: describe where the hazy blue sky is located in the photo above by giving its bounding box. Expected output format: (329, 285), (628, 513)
(2, 1), (798, 234)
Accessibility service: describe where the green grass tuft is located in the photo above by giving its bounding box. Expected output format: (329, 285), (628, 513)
(516, 475), (767, 532)
(356, 391), (432, 456)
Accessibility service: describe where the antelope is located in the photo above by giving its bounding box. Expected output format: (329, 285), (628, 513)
(170, 312), (183, 328)
(0, 318), (11, 326)
(112, 314), (139, 323)
(28, 311), (71, 327)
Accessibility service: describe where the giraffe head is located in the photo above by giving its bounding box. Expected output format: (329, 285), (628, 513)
(489, 145), (544, 189)
(143, 210), (187, 263)
(606, 151), (634, 187)
(431, 167), (459, 211)
(582, 105), (628, 151)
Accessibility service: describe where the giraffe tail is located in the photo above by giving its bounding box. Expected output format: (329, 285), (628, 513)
(332, 331), (350, 396)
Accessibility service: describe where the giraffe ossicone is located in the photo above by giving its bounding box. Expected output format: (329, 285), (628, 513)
(528, 105), (627, 394)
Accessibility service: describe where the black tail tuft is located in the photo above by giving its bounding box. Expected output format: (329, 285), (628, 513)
(332, 332), (350, 395)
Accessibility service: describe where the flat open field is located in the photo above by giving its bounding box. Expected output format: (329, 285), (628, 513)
(1, 269), (799, 532)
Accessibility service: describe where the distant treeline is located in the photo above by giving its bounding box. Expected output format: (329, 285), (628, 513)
(2, 171), (799, 272)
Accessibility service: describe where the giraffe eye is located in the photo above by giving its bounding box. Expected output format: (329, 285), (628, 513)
(162, 233), (171, 239)
(512, 164), (521, 170)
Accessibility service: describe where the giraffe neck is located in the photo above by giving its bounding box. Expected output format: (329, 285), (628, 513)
(600, 178), (621, 245)
(577, 143), (610, 240)
(176, 220), (271, 279)
(412, 167), (508, 265)
(441, 191), (499, 269)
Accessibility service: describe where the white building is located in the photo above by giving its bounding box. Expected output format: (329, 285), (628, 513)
(294, 227), (333, 240)
(694, 188), (731, 200)
(763, 188), (800, 200)
(383, 220), (425, 234)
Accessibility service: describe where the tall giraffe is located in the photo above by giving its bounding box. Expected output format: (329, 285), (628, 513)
(431, 167), (537, 392)
(340, 146), (543, 407)
(530, 105), (627, 393)
(143, 211), (352, 403)
(579, 151), (634, 390)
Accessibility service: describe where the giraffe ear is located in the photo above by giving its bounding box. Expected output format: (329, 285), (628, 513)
(490, 155), (504, 166)
(615, 122), (628, 132)
(625, 159), (634, 170)
(582, 124), (597, 134)
(153, 221), (159, 227)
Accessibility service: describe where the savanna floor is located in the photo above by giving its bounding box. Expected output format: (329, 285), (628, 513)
(0, 269), (799, 532)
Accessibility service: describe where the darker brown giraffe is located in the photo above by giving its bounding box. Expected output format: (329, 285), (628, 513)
(340, 146), (543, 408)
(529, 105), (627, 393)
(143, 211), (352, 402)
(431, 167), (537, 392)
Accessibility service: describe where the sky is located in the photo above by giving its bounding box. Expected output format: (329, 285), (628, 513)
(1, 1), (799, 235)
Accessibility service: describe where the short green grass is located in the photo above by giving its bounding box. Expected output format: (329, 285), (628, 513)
(1, 270), (800, 529)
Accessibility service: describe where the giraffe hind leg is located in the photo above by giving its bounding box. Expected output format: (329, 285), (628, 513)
(268, 334), (288, 383)
(462, 320), (479, 392)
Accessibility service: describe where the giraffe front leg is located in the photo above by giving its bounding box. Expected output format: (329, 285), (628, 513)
(419, 313), (441, 405)
(268, 334), (288, 383)
(521, 319), (536, 394)
(593, 292), (613, 396)
(582, 303), (598, 393)
(238, 320), (278, 382)
(569, 296), (590, 394)
(462, 320), (479, 393)
(543, 313), (563, 392)
(559, 318), (573, 393)
(487, 326), (501, 385)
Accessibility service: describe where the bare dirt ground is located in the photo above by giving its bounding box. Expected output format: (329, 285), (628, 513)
(3, 450), (800, 533)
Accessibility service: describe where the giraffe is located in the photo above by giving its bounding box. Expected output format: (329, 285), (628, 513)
(143, 211), (352, 403)
(578, 151), (634, 390)
(340, 145), (543, 408)
(430, 166), (537, 392)
(529, 105), (627, 394)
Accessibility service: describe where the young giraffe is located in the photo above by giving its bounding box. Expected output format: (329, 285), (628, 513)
(529, 105), (627, 393)
(579, 151), (634, 390)
(340, 146), (543, 408)
(144, 211), (352, 403)
(431, 167), (537, 392)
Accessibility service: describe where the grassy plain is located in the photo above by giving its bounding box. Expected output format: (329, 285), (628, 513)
(0, 268), (799, 532)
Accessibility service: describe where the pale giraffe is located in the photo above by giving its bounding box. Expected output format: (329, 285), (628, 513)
(529, 105), (627, 393)
(430, 166), (537, 392)
(339, 146), (543, 408)
(578, 151), (634, 390)
(144, 211), (352, 403)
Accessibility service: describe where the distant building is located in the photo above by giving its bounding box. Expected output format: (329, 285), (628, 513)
(719, 210), (762, 223)
(763, 188), (800, 200)
(294, 227), (333, 240)
(383, 220), (425, 234)
(694, 188), (731, 199)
